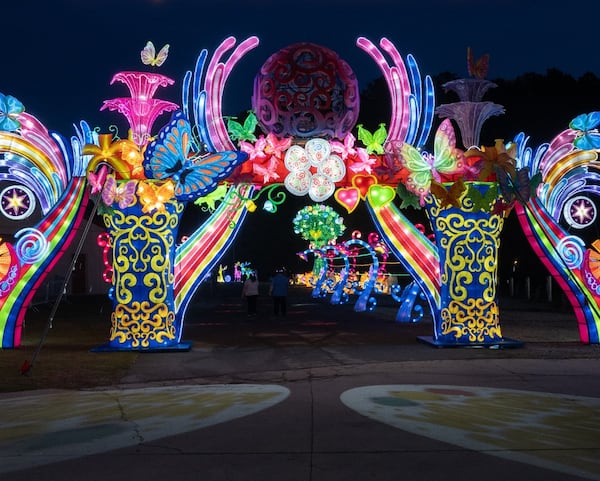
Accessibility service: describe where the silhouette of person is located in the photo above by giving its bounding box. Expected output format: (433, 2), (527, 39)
(241, 273), (259, 317)
(270, 268), (289, 316)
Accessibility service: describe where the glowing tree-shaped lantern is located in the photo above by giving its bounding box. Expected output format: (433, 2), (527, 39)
(293, 204), (346, 281)
(293, 204), (346, 249)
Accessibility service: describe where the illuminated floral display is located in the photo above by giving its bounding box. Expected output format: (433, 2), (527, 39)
(83, 46), (249, 350)
(293, 204), (346, 249)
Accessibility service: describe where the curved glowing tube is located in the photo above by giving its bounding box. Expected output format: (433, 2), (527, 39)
(297, 249), (328, 298)
(379, 37), (411, 142)
(513, 132), (548, 174)
(321, 245), (350, 305)
(356, 37), (434, 148)
(395, 281), (426, 323)
(343, 238), (379, 312)
(405, 96), (419, 148)
(415, 75), (436, 149)
(366, 196), (440, 324)
(64, 120), (95, 178)
(538, 129), (579, 174)
(204, 36), (260, 153)
(0, 131), (69, 211)
(18, 113), (72, 184)
(182, 49), (212, 151)
(357, 37), (407, 143)
(174, 184), (253, 323)
(406, 55), (422, 124)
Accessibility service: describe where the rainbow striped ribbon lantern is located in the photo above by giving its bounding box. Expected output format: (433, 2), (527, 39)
(424, 182), (507, 346)
(102, 182), (187, 350)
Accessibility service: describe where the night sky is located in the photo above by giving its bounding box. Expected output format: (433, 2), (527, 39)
(3, 0), (600, 136)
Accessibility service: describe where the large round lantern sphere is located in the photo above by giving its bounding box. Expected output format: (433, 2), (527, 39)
(252, 43), (359, 141)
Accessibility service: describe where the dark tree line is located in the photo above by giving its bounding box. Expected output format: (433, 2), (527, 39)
(358, 69), (600, 149)
(484, 70), (600, 147)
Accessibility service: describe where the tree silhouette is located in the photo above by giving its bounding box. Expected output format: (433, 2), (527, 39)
(358, 68), (600, 149)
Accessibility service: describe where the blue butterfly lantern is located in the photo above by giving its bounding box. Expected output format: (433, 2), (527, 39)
(143, 110), (248, 201)
(0, 92), (25, 131)
(570, 112), (600, 150)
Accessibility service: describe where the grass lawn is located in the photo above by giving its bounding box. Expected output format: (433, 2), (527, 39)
(1, 296), (137, 393)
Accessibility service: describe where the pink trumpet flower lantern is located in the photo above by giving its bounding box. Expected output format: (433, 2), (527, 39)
(101, 71), (178, 145)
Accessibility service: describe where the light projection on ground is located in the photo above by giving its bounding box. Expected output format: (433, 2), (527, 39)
(0, 384), (289, 474)
(341, 384), (600, 480)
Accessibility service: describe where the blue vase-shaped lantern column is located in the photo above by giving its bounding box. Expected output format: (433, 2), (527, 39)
(103, 183), (186, 350)
(424, 182), (506, 345)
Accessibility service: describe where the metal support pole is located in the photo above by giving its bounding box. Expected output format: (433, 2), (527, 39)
(23, 196), (98, 375)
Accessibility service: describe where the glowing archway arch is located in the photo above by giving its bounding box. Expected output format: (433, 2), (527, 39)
(0, 112), (93, 348)
(6, 34), (599, 351)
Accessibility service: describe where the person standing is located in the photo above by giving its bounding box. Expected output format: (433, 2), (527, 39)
(241, 273), (259, 317)
(270, 269), (289, 316)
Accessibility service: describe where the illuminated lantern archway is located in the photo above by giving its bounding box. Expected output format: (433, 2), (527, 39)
(84, 36), (600, 349)
(4, 35), (600, 351)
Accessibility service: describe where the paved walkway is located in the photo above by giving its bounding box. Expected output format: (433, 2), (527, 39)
(2, 286), (600, 480)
